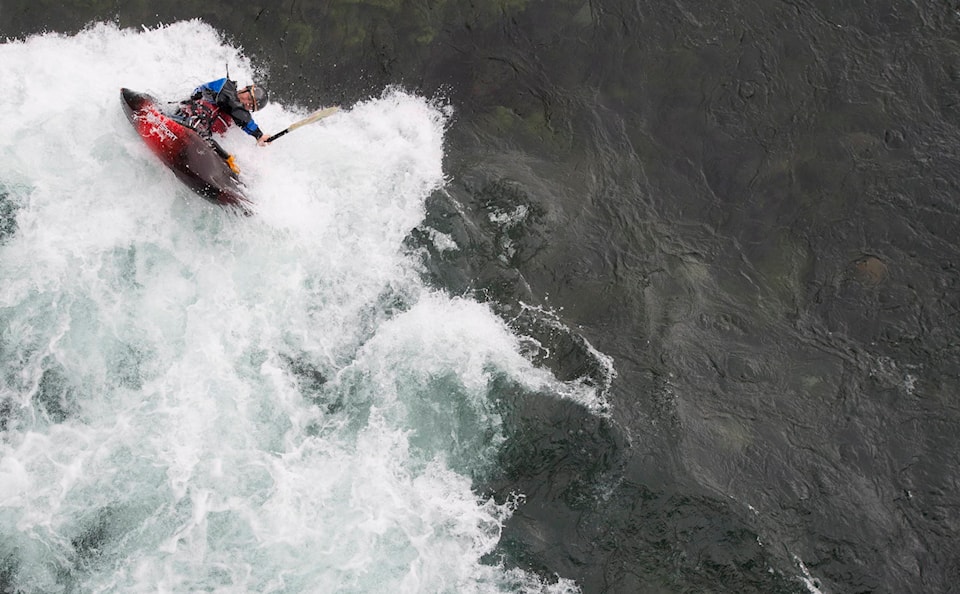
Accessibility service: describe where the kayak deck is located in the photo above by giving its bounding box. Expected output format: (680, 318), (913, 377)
(120, 88), (253, 215)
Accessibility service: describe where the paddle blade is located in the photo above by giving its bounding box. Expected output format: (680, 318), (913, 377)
(265, 106), (340, 143)
(288, 106), (340, 132)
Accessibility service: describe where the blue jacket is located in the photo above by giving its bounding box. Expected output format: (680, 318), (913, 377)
(187, 78), (263, 139)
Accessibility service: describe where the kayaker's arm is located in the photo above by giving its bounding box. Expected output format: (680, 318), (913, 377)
(228, 107), (271, 146)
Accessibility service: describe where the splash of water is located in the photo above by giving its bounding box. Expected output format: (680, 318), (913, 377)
(0, 20), (598, 593)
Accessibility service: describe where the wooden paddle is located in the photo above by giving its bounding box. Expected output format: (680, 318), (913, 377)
(264, 106), (340, 143)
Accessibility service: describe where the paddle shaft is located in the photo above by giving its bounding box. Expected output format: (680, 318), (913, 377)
(265, 128), (291, 143)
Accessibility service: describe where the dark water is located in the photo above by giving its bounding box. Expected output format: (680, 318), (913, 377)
(3, 1), (959, 592)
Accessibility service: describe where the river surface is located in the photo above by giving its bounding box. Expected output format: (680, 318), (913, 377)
(1, 3), (959, 594)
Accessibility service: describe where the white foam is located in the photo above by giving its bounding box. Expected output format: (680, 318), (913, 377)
(0, 20), (592, 592)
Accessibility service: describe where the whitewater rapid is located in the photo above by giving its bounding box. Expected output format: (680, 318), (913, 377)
(0, 21), (597, 593)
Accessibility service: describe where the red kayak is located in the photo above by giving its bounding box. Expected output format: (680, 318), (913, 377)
(120, 88), (253, 214)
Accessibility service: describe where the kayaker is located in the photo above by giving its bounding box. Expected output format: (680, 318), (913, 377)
(173, 78), (271, 147)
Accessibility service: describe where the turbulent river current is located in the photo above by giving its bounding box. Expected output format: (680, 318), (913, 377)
(0, 22), (603, 592)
